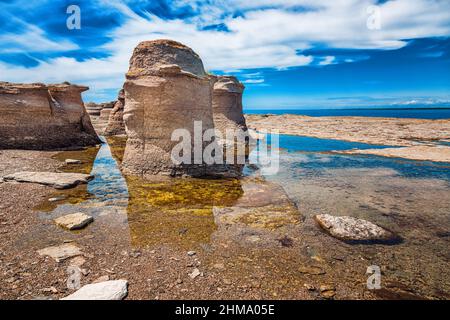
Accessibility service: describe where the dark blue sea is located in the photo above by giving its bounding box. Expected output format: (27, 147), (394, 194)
(245, 108), (450, 119)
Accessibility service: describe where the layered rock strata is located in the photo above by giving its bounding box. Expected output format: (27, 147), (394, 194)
(104, 89), (126, 136)
(211, 75), (249, 166)
(0, 82), (100, 149)
(122, 39), (237, 178)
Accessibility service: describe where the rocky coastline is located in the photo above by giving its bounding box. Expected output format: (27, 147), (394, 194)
(246, 114), (450, 162)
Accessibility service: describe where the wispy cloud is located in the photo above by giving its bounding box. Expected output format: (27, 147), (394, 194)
(1, 0), (450, 101)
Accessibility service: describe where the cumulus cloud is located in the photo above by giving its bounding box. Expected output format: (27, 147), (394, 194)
(1, 0), (450, 100)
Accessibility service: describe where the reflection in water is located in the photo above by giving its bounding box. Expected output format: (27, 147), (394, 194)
(29, 133), (450, 299)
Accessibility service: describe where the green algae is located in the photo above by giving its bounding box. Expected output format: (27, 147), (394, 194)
(125, 175), (244, 249)
(52, 145), (100, 174)
(106, 136), (127, 165)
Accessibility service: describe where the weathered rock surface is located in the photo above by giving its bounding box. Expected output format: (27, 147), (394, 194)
(212, 75), (248, 172)
(212, 75), (247, 135)
(2, 171), (94, 189)
(61, 280), (128, 300)
(37, 243), (82, 262)
(314, 214), (400, 243)
(86, 101), (116, 134)
(104, 89), (126, 136)
(54, 212), (93, 230)
(0, 82), (100, 150)
(122, 39), (228, 178)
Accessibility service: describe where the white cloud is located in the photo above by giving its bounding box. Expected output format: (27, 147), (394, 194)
(0, 20), (79, 53)
(242, 79), (265, 84)
(319, 56), (336, 66)
(1, 0), (450, 100)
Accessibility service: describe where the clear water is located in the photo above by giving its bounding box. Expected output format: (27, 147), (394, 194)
(246, 108), (450, 119)
(28, 134), (450, 299)
(273, 134), (450, 180)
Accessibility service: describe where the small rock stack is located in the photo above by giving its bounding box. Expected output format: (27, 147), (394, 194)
(104, 89), (126, 136)
(85, 101), (115, 134)
(0, 82), (100, 150)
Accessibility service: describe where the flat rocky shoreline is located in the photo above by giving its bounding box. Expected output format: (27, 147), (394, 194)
(246, 114), (450, 162)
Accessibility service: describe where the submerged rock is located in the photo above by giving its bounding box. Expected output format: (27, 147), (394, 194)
(3, 171), (94, 189)
(121, 39), (229, 178)
(314, 214), (400, 243)
(54, 212), (93, 230)
(104, 89), (126, 136)
(37, 243), (82, 262)
(61, 280), (128, 300)
(0, 82), (100, 150)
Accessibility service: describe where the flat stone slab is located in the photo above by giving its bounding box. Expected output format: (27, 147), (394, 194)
(37, 243), (82, 262)
(314, 214), (400, 244)
(3, 171), (94, 189)
(54, 213), (93, 230)
(61, 280), (128, 300)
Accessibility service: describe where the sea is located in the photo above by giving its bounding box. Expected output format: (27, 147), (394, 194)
(245, 108), (450, 119)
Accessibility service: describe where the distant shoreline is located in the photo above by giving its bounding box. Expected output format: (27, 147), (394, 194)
(246, 113), (450, 162)
(245, 107), (450, 112)
(244, 107), (450, 120)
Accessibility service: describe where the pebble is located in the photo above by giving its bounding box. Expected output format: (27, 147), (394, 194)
(189, 268), (201, 279)
(320, 284), (336, 299)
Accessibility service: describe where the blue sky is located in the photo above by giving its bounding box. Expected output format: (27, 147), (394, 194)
(1, 0), (450, 109)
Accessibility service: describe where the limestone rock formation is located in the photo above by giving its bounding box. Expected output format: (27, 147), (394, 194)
(85, 101), (116, 134)
(99, 101), (115, 121)
(211, 75), (248, 167)
(122, 39), (234, 178)
(104, 89), (126, 136)
(0, 82), (100, 149)
(212, 75), (247, 135)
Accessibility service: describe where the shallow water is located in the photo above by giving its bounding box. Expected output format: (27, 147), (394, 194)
(29, 134), (450, 299)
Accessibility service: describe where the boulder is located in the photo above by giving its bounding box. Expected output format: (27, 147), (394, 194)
(104, 89), (126, 136)
(122, 39), (230, 178)
(2, 171), (94, 189)
(0, 82), (101, 150)
(314, 214), (401, 243)
(37, 243), (82, 262)
(54, 212), (94, 230)
(61, 280), (128, 300)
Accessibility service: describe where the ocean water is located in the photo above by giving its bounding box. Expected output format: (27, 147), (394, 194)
(245, 108), (450, 119)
